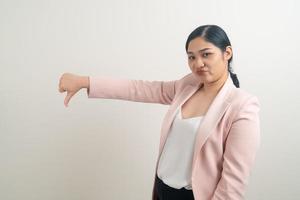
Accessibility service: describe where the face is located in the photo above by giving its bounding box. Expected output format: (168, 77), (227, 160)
(187, 37), (232, 84)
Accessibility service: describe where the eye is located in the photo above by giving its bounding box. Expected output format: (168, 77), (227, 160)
(203, 53), (211, 57)
(188, 56), (195, 60)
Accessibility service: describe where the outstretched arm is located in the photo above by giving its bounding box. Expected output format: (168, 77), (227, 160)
(211, 96), (261, 200)
(87, 76), (178, 105)
(59, 73), (180, 107)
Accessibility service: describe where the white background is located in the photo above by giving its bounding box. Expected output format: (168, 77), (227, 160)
(1, 0), (300, 199)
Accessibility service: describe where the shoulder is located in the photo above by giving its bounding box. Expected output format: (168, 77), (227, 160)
(174, 73), (200, 91)
(229, 87), (260, 119)
(231, 87), (260, 106)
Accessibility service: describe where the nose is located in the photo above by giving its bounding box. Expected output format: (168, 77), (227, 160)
(195, 58), (205, 68)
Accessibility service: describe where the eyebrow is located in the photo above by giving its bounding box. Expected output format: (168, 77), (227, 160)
(187, 48), (212, 54)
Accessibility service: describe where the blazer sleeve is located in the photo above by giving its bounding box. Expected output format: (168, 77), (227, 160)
(86, 76), (178, 105)
(211, 96), (261, 200)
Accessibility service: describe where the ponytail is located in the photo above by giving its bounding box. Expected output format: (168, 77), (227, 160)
(228, 67), (240, 88)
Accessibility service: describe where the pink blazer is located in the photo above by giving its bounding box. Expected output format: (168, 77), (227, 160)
(87, 73), (260, 200)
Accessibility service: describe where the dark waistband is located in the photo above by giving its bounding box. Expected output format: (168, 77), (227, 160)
(155, 174), (193, 191)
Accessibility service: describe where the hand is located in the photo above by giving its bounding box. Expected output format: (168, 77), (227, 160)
(58, 73), (89, 107)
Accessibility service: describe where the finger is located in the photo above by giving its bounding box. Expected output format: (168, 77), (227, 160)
(58, 78), (63, 92)
(64, 92), (75, 107)
(59, 86), (65, 93)
(59, 76), (63, 87)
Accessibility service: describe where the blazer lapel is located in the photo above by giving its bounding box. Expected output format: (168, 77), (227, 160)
(191, 75), (235, 172)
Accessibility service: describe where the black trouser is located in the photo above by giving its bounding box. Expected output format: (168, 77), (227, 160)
(155, 174), (195, 200)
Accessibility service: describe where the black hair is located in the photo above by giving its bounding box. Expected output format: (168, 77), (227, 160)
(185, 24), (240, 88)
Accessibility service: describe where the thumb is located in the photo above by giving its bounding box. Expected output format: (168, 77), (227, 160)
(64, 91), (75, 107)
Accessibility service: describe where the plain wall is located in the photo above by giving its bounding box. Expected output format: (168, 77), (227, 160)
(1, 0), (300, 199)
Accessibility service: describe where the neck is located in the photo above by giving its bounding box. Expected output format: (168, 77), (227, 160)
(200, 72), (229, 95)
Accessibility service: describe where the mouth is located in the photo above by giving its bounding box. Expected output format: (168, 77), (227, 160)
(196, 70), (208, 74)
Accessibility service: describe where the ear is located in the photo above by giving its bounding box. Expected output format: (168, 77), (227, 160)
(224, 46), (233, 61)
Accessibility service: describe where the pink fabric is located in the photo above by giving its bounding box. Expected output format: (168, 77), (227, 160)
(87, 73), (260, 200)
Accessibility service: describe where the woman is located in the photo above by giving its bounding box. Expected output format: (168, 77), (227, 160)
(58, 24), (260, 200)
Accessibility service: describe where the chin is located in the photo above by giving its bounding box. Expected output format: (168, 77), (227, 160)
(193, 72), (212, 82)
(191, 74), (209, 86)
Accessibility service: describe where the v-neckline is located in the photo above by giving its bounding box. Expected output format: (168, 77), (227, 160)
(179, 106), (204, 120)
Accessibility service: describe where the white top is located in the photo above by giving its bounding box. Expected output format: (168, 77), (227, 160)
(157, 106), (204, 190)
